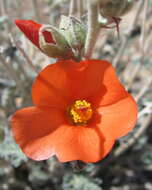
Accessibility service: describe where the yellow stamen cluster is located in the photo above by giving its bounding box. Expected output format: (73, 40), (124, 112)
(69, 100), (93, 125)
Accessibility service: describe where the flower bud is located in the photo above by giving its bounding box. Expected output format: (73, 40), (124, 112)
(15, 20), (74, 60)
(39, 25), (74, 59)
(99, 0), (134, 18)
(15, 20), (55, 49)
(122, 0), (134, 15)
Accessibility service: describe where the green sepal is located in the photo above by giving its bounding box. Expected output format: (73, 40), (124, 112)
(39, 25), (74, 59)
(59, 16), (87, 50)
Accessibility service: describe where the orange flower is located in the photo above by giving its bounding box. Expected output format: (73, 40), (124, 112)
(11, 60), (137, 163)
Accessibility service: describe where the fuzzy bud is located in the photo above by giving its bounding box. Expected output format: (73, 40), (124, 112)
(39, 25), (74, 59)
(99, 0), (134, 18)
(59, 16), (86, 48)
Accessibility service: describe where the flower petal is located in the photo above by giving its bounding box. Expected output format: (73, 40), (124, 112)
(12, 106), (115, 162)
(55, 60), (128, 104)
(12, 106), (65, 149)
(85, 60), (129, 106)
(22, 125), (115, 162)
(32, 60), (128, 108)
(55, 126), (115, 163)
(32, 62), (70, 108)
(15, 20), (55, 49)
(97, 95), (138, 139)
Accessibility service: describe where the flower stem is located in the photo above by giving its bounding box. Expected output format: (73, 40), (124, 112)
(70, 160), (86, 171)
(77, 0), (84, 19)
(69, 0), (77, 17)
(84, 0), (99, 59)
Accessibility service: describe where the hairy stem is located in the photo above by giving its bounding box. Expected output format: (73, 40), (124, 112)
(69, 0), (77, 17)
(84, 0), (99, 59)
(77, 0), (84, 19)
(10, 34), (39, 74)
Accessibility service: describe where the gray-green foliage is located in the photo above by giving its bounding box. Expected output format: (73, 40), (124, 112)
(62, 174), (102, 190)
(141, 145), (152, 167)
(0, 127), (27, 167)
(29, 164), (51, 183)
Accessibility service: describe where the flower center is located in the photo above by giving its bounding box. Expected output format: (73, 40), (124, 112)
(69, 100), (93, 125)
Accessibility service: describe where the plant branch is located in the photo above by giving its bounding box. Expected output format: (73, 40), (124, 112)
(114, 114), (152, 157)
(10, 34), (39, 74)
(140, 0), (149, 64)
(125, 0), (148, 89)
(113, 0), (143, 67)
(0, 54), (24, 91)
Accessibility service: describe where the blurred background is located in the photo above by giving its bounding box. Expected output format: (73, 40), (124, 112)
(0, 0), (152, 189)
